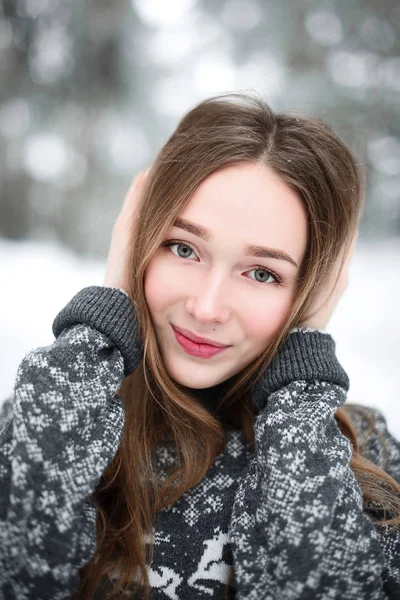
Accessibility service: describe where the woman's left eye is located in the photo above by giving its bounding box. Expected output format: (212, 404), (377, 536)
(160, 241), (282, 286)
(248, 268), (281, 285)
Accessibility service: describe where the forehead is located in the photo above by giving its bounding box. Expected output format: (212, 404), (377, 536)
(177, 162), (308, 265)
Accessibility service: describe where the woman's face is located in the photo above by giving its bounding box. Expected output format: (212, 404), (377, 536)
(144, 162), (308, 389)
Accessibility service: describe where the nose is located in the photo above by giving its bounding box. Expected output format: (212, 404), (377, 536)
(185, 270), (231, 325)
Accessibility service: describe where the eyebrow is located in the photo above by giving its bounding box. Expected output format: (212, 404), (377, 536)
(172, 218), (299, 268)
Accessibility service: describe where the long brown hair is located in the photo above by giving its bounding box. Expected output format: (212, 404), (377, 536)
(75, 93), (400, 599)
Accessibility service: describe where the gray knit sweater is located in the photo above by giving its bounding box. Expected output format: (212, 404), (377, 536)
(0, 286), (399, 599)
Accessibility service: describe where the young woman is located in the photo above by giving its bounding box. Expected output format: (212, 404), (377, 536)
(0, 94), (399, 600)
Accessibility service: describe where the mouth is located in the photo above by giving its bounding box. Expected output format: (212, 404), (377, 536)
(171, 325), (229, 348)
(171, 325), (230, 359)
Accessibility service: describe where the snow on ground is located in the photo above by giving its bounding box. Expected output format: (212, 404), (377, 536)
(1, 237), (399, 438)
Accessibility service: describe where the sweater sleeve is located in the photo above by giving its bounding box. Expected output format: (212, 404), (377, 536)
(0, 286), (143, 600)
(229, 328), (399, 600)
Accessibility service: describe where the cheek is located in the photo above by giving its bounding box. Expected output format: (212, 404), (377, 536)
(243, 295), (293, 343)
(144, 257), (175, 315)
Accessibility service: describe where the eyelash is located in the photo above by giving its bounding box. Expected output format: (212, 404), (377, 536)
(160, 240), (283, 286)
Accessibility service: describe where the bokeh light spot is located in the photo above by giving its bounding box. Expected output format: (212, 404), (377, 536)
(132, 0), (197, 27)
(305, 9), (343, 47)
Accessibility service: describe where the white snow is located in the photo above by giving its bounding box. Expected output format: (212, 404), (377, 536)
(0, 237), (399, 438)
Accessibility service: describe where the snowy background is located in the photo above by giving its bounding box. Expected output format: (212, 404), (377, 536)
(0, 0), (400, 439)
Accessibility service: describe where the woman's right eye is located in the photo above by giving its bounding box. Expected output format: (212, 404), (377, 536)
(160, 241), (198, 260)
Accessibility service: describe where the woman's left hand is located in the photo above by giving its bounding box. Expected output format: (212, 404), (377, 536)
(301, 230), (358, 330)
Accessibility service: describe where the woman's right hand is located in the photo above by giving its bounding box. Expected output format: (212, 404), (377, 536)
(104, 169), (150, 293)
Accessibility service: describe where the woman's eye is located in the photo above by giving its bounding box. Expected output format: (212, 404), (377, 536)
(161, 241), (281, 285)
(248, 268), (280, 285)
(163, 241), (197, 260)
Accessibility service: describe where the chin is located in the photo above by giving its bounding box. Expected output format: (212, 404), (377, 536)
(168, 368), (222, 390)
(162, 356), (228, 390)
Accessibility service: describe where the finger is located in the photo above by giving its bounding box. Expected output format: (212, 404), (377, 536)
(121, 171), (148, 216)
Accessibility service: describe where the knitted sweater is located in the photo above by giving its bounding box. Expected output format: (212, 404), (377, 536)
(0, 286), (399, 600)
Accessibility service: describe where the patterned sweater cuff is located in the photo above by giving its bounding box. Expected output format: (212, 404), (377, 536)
(52, 286), (143, 376)
(253, 329), (349, 408)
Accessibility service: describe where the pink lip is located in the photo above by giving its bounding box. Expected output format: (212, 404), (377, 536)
(172, 325), (229, 347)
(172, 326), (229, 359)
